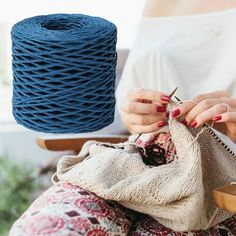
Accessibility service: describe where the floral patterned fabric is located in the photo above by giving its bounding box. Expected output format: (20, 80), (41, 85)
(9, 183), (236, 236)
(9, 133), (236, 235)
(9, 183), (136, 236)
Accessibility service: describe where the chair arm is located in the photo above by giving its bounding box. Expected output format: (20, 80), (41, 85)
(213, 184), (236, 213)
(37, 134), (129, 151)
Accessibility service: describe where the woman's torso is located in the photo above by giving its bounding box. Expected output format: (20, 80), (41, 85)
(116, 1), (236, 150)
(117, 6), (236, 101)
(143, 0), (236, 18)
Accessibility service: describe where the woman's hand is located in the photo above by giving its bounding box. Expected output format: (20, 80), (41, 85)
(170, 90), (236, 143)
(120, 88), (170, 134)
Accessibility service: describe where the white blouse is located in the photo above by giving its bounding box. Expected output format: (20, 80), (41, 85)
(116, 8), (236, 150)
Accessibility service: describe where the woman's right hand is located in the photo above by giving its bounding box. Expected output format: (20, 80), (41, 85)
(119, 88), (171, 134)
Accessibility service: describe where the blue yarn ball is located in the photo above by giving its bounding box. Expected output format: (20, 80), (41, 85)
(11, 14), (117, 133)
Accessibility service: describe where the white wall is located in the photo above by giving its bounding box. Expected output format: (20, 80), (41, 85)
(0, 0), (146, 48)
(0, 23), (8, 84)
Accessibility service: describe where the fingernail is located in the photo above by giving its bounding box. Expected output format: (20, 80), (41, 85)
(157, 106), (166, 112)
(135, 139), (142, 145)
(189, 120), (197, 128)
(171, 109), (180, 118)
(166, 111), (170, 118)
(157, 121), (167, 128)
(161, 95), (170, 102)
(182, 119), (188, 126)
(212, 115), (222, 121)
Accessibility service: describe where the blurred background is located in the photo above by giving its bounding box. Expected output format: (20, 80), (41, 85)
(0, 0), (145, 234)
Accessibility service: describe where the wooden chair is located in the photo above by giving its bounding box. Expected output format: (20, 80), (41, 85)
(37, 134), (236, 214)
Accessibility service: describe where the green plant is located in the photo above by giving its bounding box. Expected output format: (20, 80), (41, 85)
(0, 155), (42, 235)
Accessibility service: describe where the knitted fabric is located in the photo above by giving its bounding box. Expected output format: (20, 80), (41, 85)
(53, 105), (236, 231)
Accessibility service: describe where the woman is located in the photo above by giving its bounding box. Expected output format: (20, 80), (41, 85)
(115, 0), (236, 234)
(116, 0), (236, 147)
(10, 1), (236, 235)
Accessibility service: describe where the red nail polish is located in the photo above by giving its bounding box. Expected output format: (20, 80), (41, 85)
(166, 111), (170, 118)
(171, 109), (180, 118)
(190, 120), (197, 128)
(135, 139), (142, 145)
(161, 95), (170, 102)
(157, 106), (166, 112)
(157, 121), (167, 128)
(212, 115), (222, 121)
(182, 119), (188, 126)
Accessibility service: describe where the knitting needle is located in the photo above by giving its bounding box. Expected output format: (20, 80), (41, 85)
(174, 96), (181, 102)
(169, 87), (178, 99)
(134, 87), (178, 143)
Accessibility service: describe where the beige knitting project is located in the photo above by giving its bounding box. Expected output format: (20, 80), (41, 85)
(54, 116), (236, 231)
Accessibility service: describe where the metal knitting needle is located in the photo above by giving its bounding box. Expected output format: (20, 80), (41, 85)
(174, 96), (181, 102)
(169, 87), (178, 100)
(134, 87), (178, 143)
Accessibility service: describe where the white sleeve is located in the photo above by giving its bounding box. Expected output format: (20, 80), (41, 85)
(115, 18), (177, 114)
(115, 52), (143, 113)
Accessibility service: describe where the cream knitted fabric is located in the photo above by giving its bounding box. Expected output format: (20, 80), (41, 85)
(54, 116), (236, 231)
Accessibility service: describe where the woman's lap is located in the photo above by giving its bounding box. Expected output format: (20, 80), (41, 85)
(9, 183), (236, 236)
(128, 215), (236, 236)
(9, 182), (136, 236)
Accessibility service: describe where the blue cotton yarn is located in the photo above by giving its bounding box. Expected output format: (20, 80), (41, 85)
(11, 14), (117, 133)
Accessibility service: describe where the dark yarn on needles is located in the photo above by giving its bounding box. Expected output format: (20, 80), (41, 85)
(138, 144), (167, 166)
(11, 14), (117, 133)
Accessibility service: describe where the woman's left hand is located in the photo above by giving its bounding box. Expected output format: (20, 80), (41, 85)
(170, 90), (236, 143)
